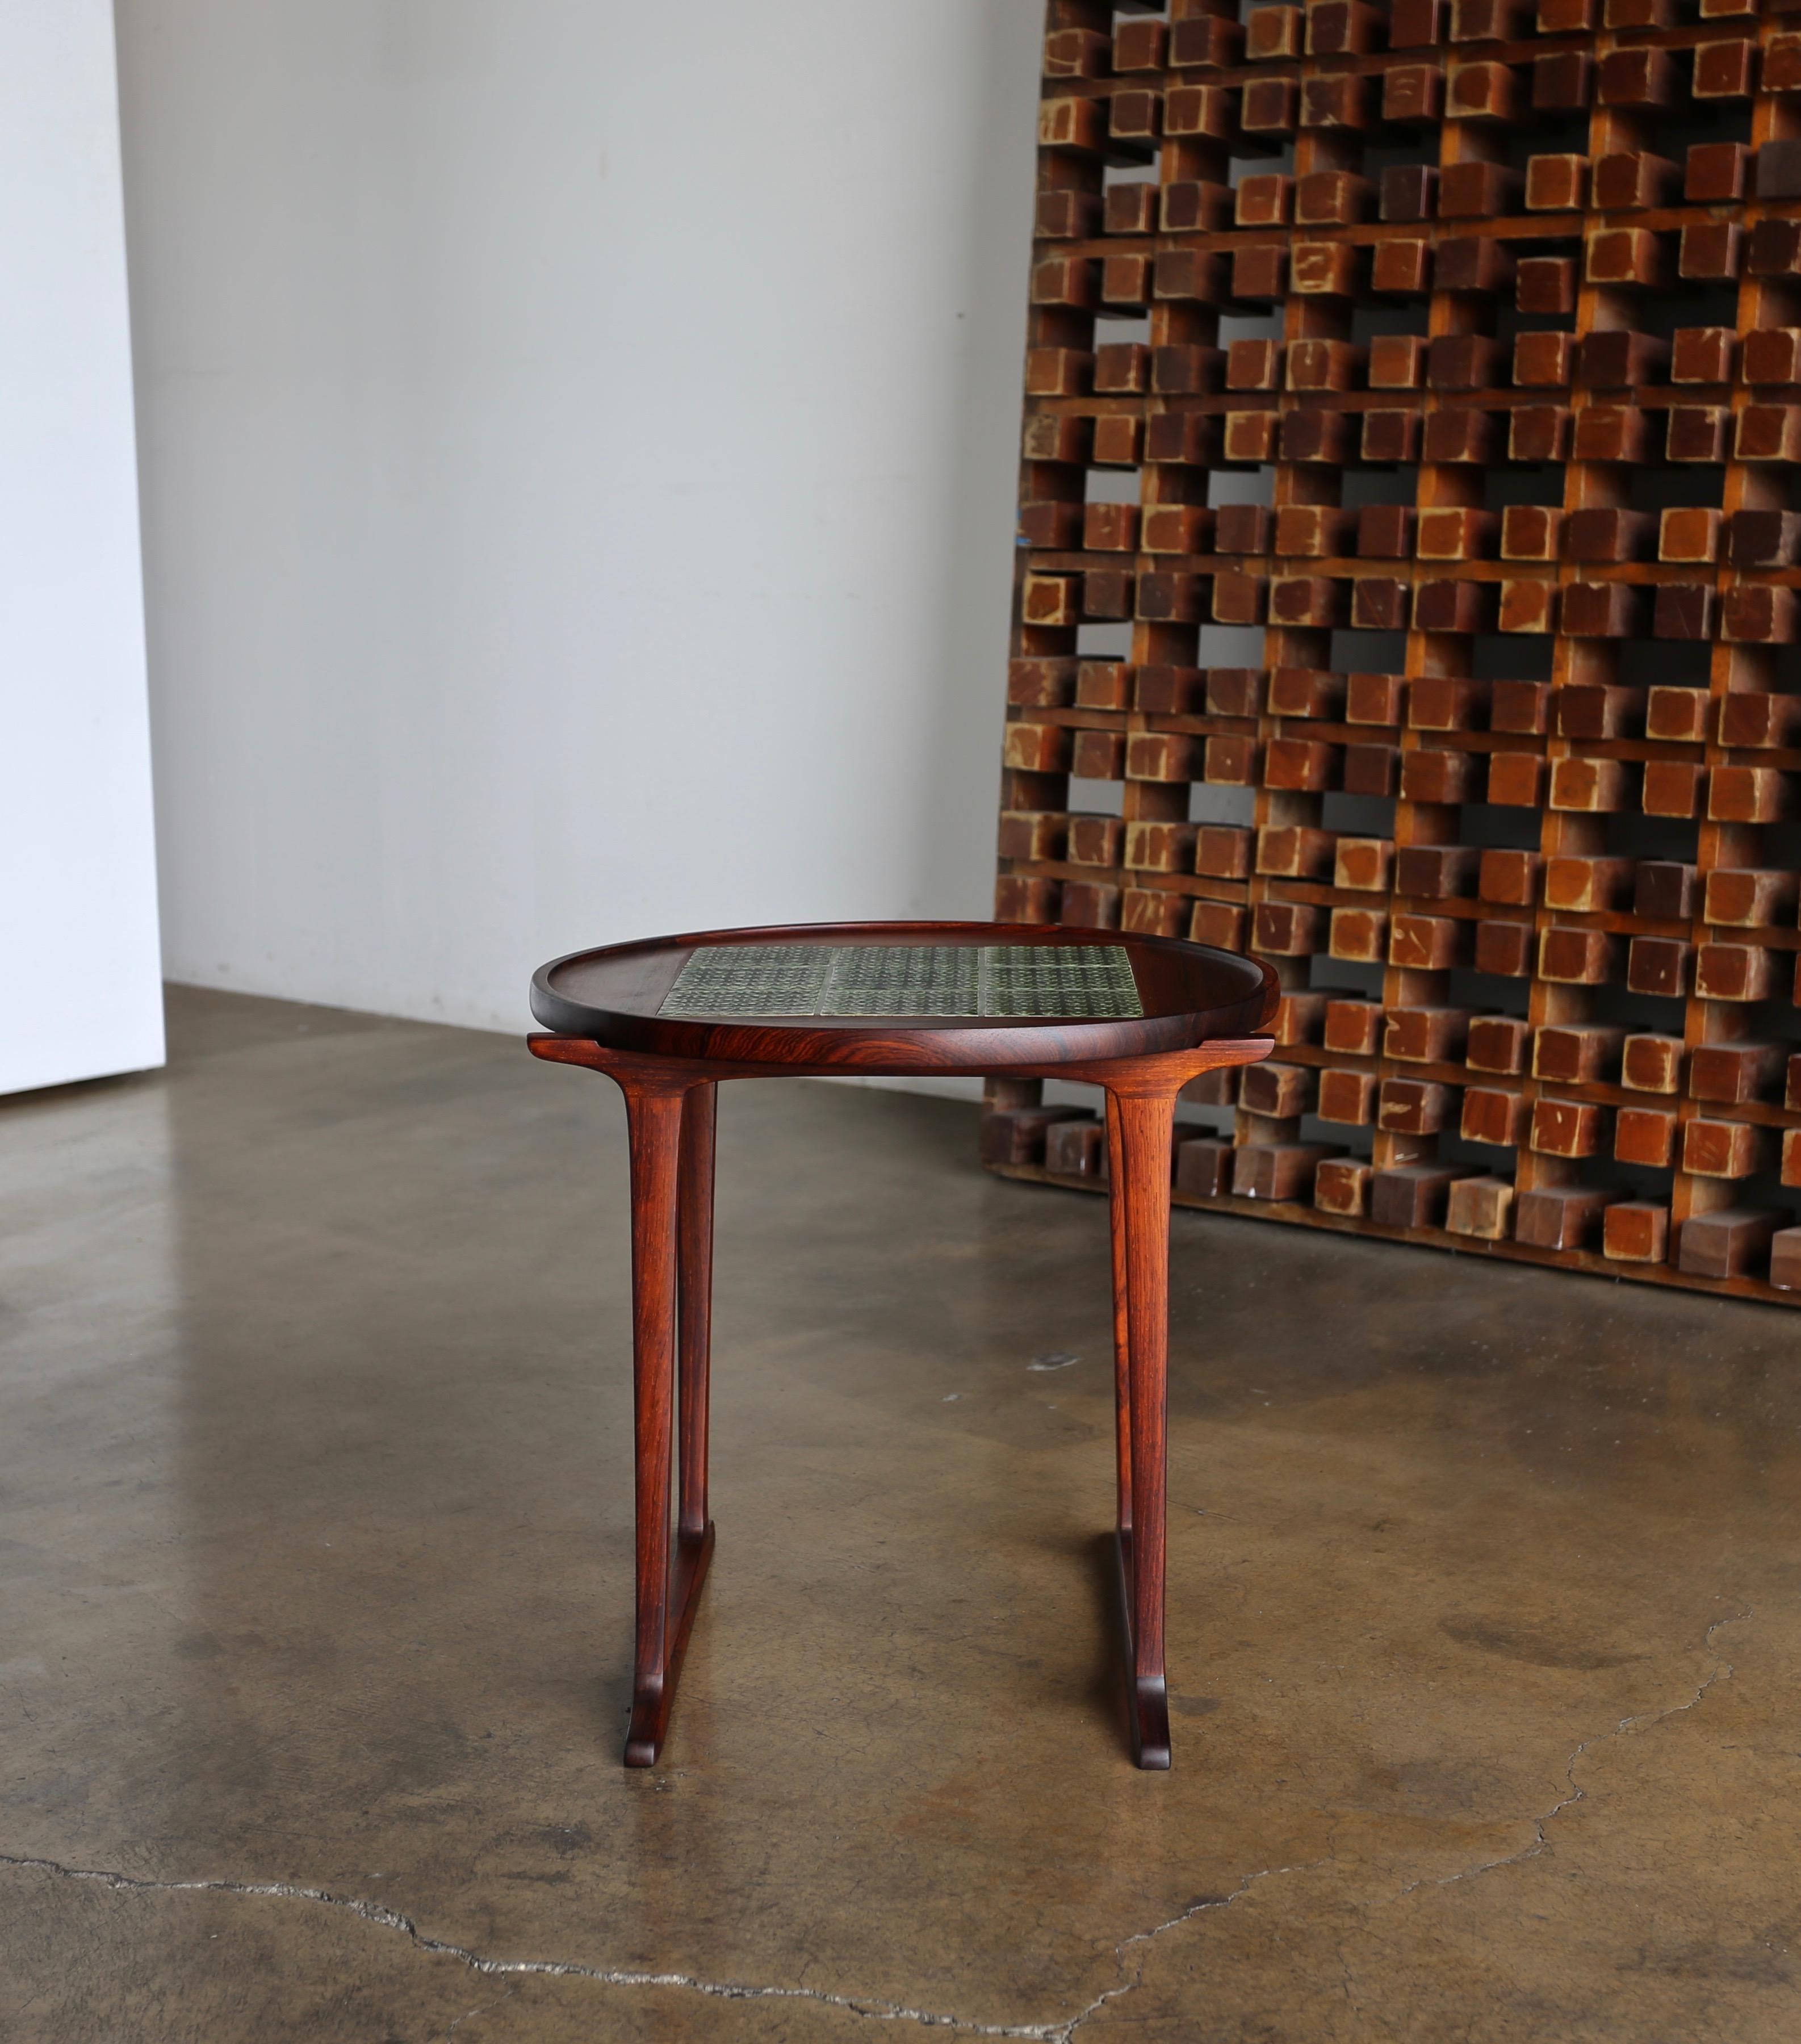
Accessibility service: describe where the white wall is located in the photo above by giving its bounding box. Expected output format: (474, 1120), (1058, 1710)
(0, 0), (162, 1095)
(118, 0), (1041, 1033)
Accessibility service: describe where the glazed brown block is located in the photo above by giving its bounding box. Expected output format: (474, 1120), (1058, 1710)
(1515, 1186), (1614, 1251)
(1535, 1024), (1626, 1084)
(1514, 332), (1575, 389)
(1605, 1102), (1670, 1178)
(1124, 820), (1198, 874)
(1188, 899), (1248, 949)
(1334, 835), (1394, 893)
(1694, 942), (1776, 1001)
(1075, 661), (1133, 711)
(1388, 912), (1467, 970)
(1385, 1005), (1472, 1062)
(1265, 668), (1344, 717)
(1370, 1165), (1475, 1230)
(1527, 1098), (1605, 1160)
(1703, 868), (1800, 927)
(1622, 1034), (1683, 1094)
(1195, 825), (1254, 879)
(1594, 151), (1680, 212)
(1256, 820), (1336, 875)
(1321, 1000), (1383, 1059)
(1468, 1016), (1531, 1076)
(1134, 665), (1207, 715)
(1682, 1119), (1766, 1180)
(1689, 1042), (1785, 1105)
(1239, 1061), (1316, 1120)
(1175, 1137), (1235, 1200)
(1329, 905), (1389, 962)
(1626, 937), (1691, 998)
(1604, 1204), (1669, 1263)
(1446, 1177), (1515, 1241)
(1474, 921), (1534, 977)
(1314, 1158), (1374, 1217)
(1317, 1068), (1379, 1125)
(997, 811), (1066, 862)
(1461, 1087), (1528, 1147)
(1687, 142), (1748, 204)
(1517, 257), (1577, 316)
(1677, 1209), (1782, 1280)
(1539, 925), (1617, 984)
(1068, 728), (1125, 778)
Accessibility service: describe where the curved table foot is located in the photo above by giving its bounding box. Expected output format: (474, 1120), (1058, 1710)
(1114, 1528), (1172, 1770)
(623, 1521), (715, 1767)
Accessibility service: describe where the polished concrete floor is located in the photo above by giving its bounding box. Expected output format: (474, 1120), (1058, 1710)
(3, 986), (1799, 2042)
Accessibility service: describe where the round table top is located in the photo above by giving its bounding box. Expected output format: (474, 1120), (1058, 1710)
(530, 922), (1276, 1074)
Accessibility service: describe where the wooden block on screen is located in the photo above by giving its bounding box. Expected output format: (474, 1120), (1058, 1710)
(1474, 920), (1535, 977)
(1394, 844), (1478, 898)
(1573, 408), (1649, 465)
(1528, 1099), (1605, 1159)
(1439, 160), (1513, 219)
(1124, 821), (1198, 874)
(1329, 907), (1388, 965)
(1203, 734), (1259, 786)
(1461, 1087), (1528, 1149)
(997, 812), (1066, 863)
(1743, 328), (1801, 387)
(1690, 1042), (1785, 1106)
(1362, 413), (1421, 467)
(1099, 183), (1158, 237)
(1641, 761), (1704, 819)
(1134, 667), (1206, 717)
(1122, 889), (1190, 939)
(1721, 690), (1801, 750)
(1682, 1119), (1768, 1180)
(1707, 767), (1789, 825)
(1678, 1208), (1783, 1280)
(1188, 899), (1248, 951)
(1256, 823), (1336, 878)
(1343, 744), (1400, 798)
(1603, 1203), (1668, 1263)
(1704, 868), (1800, 928)
(1239, 1061), (1315, 1120)
(1268, 577), (1346, 630)
(1004, 722), (1073, 774)
(1446, 1176), (1515, 1241)
(1614, 1108), (1678, 1170)
(1368, 334), (1429, 389)
(1271, 992), (1327, 1049)
(1468, 1015), (1530, 1076)
(1539, 925), (1617, 985)
(1060, 882), (1121, 929)
(1141, 506), (1212, 556)
(1195, 826), (1254, 881)
(1390, 914), (1465, 971)
(1488, 751), (1545, 806)
(1548, 755), (1628, 814)
(1082, 504), (1140, 554)
(1141, 413), (1212, 467)
(1722, 587), (1799, 646)
(1694, 943), (1775, 1003)
(1384, 1006), (1471, 1064)
(1621, 1034), (1683, 1094)
(1345, 672), (1405, 726)
(1371, 240), (1432, 299)
(995, 874), (1061, 923)
(1534, 1024), (1626, 1084)
(981, 1107), (1092, 1169)
(1770, 1227), (1801, 1291)
(1626, 937), (1692, 998)
(1232, 1144), (1341, 1203)
(1083, 569), (1134, 621)
(1399, 747), (1476, 806)
(1333, 837), (1393, 894)
(1421, 411), (1496, 465)
(1069, 728), (1125, 780)
(1211, 571), (1267, 626)
(1543, 855), (1632, 914)
(1266, 667), (1344, 718)
(1251, 901), (1323, 957)
(1514, 332), (1574, 389)
(1007, 658), (1079, 709)
(1045, 1117), (1108, 1178)
(1174, 1137), (1234, 1201)
(1323, 999), (1384, 1059)
(1317, 1068), (1379, 1126)
(1371, 1165), (1472, 1230)
(1315, 1157), (1373, 1218)
(1515, 1186), (1614, 1251)
(1034, 183), (1103, 237)
(1125, 732), (1203, 783)
(1063, 809), (1120, 866)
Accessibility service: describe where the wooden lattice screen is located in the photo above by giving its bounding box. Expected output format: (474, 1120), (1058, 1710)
(985, 0), (1801, 1301)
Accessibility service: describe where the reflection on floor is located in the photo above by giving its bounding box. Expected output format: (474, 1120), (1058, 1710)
(2, 985), (1797, 2042)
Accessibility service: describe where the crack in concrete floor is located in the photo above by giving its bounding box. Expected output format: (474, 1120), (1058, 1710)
(0, 1847), (1317, 2042)
(0, 1616), (1751, 2041)
(1385, 1608), (1750, 1907)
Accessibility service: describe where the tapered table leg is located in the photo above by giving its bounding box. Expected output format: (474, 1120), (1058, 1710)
(1105, 1084), (1178, 1770)
(1104, 1092), (1132, 1539)
(678, 1083), (717, 1541)
(619, 1075), (714, 1767)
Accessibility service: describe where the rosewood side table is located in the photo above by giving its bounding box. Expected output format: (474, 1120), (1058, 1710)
(528, 921), (1276, 1770)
